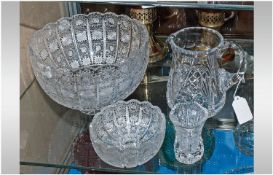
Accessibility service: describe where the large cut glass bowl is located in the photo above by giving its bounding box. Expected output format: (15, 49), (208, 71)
(89, 99), (166, 168)
(28, 12), (149, 114)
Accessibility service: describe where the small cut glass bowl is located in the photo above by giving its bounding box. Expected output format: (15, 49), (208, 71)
(89, 99), (166, 168)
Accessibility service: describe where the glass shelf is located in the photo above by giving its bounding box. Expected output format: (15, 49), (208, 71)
(77, 1), (254, 10)
(20, 38), (253, 173)
(66, 1), (253, 17)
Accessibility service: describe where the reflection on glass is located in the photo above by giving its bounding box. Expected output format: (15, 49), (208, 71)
(234, 120), (254, 157)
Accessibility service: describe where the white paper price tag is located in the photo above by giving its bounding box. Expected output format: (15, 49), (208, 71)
(232, 96), (253, 124)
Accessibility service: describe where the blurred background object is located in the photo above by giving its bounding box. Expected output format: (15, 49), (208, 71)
(130, 6), (168, 63)
(80, 3), (125, 14)
(78, 2), (253, 39)
(196, 9), (235, 30)
(155, 8), (187, 35)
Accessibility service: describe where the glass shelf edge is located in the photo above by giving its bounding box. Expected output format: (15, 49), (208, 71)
(20, 161), (153, 174)
(78, 1), (254, 11)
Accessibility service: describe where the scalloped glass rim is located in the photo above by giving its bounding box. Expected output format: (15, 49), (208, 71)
(28, 12), (149, 72)
(90, 99), (165, 119)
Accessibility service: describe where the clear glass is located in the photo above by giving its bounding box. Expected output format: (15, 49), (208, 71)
(89, 99), (166, 168)
(234, 120), (254, 157)
(28, 12), (149, 115)
(169, 101), (208, 164)
(167, 27), (247, 116)
(21, 38), (254, 174)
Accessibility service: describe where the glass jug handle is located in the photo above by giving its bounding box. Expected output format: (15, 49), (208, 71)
(218, 41), (248, 91)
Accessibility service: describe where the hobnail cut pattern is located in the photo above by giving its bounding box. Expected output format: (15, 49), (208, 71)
(89, 99), (166, 168)
(28, 12), (149, 114)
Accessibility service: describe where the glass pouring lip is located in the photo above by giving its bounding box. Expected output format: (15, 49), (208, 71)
(168, 27), (224, 56)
